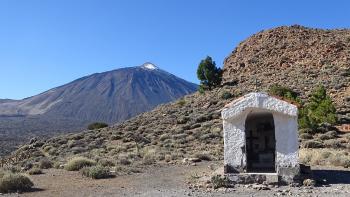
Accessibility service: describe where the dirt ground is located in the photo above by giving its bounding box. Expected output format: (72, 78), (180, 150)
(3, 161), (350, 197)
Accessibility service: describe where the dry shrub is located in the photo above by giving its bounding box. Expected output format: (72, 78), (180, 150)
(299, 128), (315, 134)
(164, 154), (172, 162)
(117, 154), (131, 165)
(0, 172), (34, 193)
(53, 162), (63, 169)
(81, 165), (111, 179)
(98, 158), (115, 167)
(303, 179), (316, 187)
(302, 140), (324, 148)
(299, 133), (313, 140)
(142, 149), (156, 165)
(324, 139), (343, 149)
(299, 148), (350, 167)
(28, 168), (42, 175)
(65, 157), (96, 171)
(159, 134), (170, 141)
(211, 175), (230, 189)
(344, 133), (350, 141)
(194, 152), (212, 161)
(2, 166), (21, 173)
(39, 158), (53, 169)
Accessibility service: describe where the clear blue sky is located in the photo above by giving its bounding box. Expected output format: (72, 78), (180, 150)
(0, 0), (349, 99)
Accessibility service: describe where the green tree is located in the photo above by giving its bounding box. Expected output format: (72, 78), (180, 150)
(299, 85), (337, 129)
(196, 56), (222, 90)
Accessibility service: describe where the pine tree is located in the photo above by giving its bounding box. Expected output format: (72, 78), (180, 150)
(299, 85), (337, 129)
(196, 56), (222, 90)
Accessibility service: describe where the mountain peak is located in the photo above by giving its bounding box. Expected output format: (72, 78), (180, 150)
(141, 62), (158, 70)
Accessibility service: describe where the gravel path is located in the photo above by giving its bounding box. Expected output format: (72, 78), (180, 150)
(3, 162), (350, 197)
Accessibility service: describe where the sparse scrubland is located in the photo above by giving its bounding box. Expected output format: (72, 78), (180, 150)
(0, 25), (349, 195)
(2, 83), (346, 178)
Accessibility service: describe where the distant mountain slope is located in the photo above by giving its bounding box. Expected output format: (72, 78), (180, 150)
(0, 63), (197, 156)
(0, 63), (197, 123)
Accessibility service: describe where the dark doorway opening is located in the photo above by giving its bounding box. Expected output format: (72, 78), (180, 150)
(245, 112), (276, 172)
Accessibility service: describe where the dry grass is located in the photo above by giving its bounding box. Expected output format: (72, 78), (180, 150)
(0, 171), (34, 193)
(299, 148), (350, 167)
(81, 165), (111, 179)
(64, 157), (96, 171)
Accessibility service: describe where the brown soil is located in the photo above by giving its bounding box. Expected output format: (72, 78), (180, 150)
(3, 162), (350, 197)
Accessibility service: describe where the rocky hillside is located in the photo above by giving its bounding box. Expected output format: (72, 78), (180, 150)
(1, 88), (230, 169)
(0, 63), (197, 156)
(3, 25), (350, 170)
(223, 25), (350, 122)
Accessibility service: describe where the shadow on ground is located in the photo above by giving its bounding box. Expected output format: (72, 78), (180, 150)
(313, 169), (350, 184)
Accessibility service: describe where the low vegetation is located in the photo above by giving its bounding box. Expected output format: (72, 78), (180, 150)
(210, 175), (230, 189)
(268, 84), (301, 104)
(65, 157), (96, 171)
(39, 158), (53, 169)
(177, 99), (186, 107)
(28, 168), (43, 175)
(299, 148), (350, 168)
(87, 122), (109, 130)
(220, 91), (233, 100)
(2, 84), (346, 178)
(81, 165), (111, 179)
(0, 170), (34, 193)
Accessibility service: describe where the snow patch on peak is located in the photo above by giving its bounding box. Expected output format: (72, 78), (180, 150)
(141, 62), (158, 70)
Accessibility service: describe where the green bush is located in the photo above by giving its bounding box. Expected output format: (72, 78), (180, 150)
(268, 84), (301, 103)
(299, 85), (337, 129)
(81, 165), (111, 179)
(65, 157), (96, 171)
(87, 122), (109, 130)
(221, 91), (233, 100)
(0, 172), (34, 193)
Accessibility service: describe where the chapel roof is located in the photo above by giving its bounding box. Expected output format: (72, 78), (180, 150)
(221, 92), (298, 120)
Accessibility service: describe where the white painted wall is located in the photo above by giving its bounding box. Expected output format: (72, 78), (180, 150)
(222, 92), (299, 174)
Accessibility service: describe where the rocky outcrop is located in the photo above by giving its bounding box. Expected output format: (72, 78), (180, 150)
(223, 25), (350, 120)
